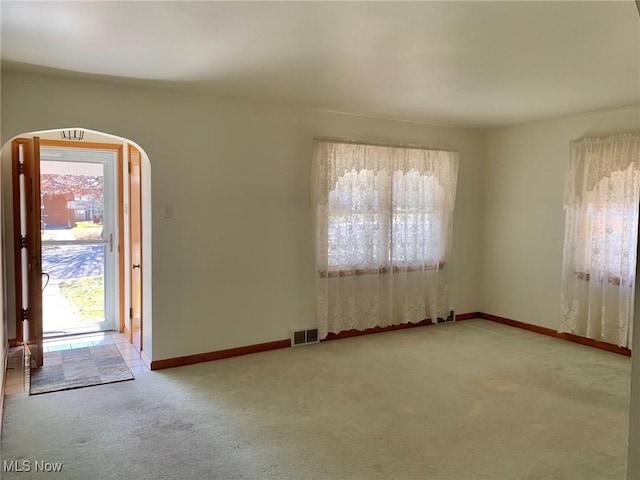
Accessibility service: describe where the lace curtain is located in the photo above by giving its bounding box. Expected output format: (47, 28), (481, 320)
(313, 140), (458, 339)
(560, 132), (640, 348)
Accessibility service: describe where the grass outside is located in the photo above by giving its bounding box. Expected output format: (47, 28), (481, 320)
(73, 221), (103, 239)
(42, 221), (103, 241)
(59, 276), (105, 322)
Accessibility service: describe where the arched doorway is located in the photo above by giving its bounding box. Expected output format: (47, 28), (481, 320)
(1, 127), (153, 369)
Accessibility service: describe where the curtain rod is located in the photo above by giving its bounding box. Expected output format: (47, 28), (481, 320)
(315, 136), (458, 153)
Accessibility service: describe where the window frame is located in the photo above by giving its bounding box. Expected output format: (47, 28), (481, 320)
(324, 169), (448, 277)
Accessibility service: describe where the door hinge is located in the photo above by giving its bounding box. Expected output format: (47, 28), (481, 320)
(21, 308), (28, 321)
(129, 307), (133, 319)
(20, 235), (27, 249)
(18, 162), (25, 175)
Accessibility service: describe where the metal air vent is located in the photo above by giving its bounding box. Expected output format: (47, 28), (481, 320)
(291, 328), (319, 346)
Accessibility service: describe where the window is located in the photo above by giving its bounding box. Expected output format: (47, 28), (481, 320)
(560, 132), (640, 348)
(326, 169), (446, 274)
(391, 170), (445, 267)
(313, 139), (458, 338)
(327, 170), (384, 270)
(572, 166), (640, 287)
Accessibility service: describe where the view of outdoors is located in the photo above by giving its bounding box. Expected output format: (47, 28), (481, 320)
(40, 159), (106, 335)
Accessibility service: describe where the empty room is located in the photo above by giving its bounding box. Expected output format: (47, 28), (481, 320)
(1, 1), (640, 479)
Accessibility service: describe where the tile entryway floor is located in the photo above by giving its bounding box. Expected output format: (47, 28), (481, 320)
(4, 332), (149, 398)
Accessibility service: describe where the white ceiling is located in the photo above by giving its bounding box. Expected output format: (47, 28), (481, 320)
(2, 1), (639, 128)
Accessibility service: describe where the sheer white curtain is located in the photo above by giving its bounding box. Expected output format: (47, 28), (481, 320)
(313, 139), (458, 339)
(560, 132), (640, 348)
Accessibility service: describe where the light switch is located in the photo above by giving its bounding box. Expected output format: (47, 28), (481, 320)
(163, 204), (173, 219)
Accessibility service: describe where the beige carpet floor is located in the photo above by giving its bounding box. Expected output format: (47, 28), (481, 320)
(0, 320), (631, 479)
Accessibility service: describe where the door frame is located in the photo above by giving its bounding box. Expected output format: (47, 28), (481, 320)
(128, 145), (143, 351)
(14, 140), (126, 341)
(40, 143), (120, 335)
(4, 128), (152, 365)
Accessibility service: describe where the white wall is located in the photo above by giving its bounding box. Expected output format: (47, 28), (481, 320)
(0, 68), (483, 361)
(481, 106), (640, 329)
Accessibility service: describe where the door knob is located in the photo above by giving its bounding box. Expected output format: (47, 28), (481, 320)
(132, 264), (140, 269)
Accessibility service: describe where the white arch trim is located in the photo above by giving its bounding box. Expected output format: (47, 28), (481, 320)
(0, 127), (153, 362)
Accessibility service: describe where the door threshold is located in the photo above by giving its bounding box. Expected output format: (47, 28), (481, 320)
(43, 329), (117, 341)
